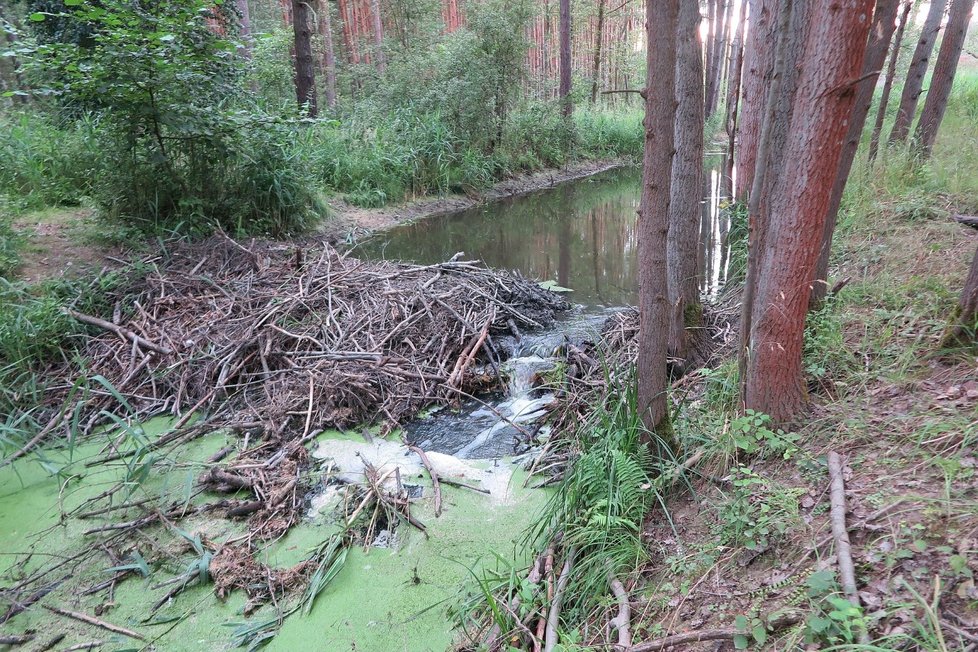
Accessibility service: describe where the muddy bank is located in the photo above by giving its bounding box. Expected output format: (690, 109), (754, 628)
(322, 157), (629, 241)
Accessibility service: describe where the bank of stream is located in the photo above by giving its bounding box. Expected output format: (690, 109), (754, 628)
(0, 162), (731, 651)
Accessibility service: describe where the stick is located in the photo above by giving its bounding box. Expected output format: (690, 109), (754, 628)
(544, 547), (576, 652)
(63, 642), (103, 651)
(439, 477), (490, 494)
(408, 445), (442, 517)
(827, 451), (869, 644)
(43, 605), (145, 640)
(608, 575), (631, 649)
(628, 614), (803, 652)
(34, 633), (66, 651)
(0, 635), (33, 645)
(66, 309), (172, 356)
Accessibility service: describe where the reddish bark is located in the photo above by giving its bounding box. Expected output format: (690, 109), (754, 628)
(590, 0), (605, 103)
(291, 0), (318, 116)
(559, 0), (572, 116)
(735, 0), (779, 203)
(668, 0), (706, 365)
(638, 0), (678, 443)
(811, 0), (901, 307)
(888, 0), (948, 144)
(707, 0), (731, 117)
(745, 0), (874, 424)
(868, 0), (913, 163)
(912, 0), (976, 156)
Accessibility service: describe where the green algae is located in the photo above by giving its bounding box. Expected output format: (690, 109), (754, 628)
(1, 423), (547, 652)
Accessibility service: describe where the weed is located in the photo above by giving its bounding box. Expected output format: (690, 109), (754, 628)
(715, 467), (803, 551)
(728, 410), (800, 460)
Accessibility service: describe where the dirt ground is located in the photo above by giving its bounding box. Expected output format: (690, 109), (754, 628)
(10, 208), (113, 284)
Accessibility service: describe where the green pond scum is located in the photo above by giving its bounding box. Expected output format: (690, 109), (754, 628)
(0, 419), (547, 651)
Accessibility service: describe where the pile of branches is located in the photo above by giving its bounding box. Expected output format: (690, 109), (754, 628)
(35, 233), (569, 451)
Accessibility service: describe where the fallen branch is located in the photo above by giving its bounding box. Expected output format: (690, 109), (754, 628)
(828, 451), (869, 645)
(953, 214), (978, 230)
(608, 574), (632, 649)
(439, 477), (490, 494)
(66, 309), (172, 356)
(628, 614), (803, 651)
(0, 634), (34, 646)
(408, 444), (442, 517)
(43, 604), (146, 640)
(544, 547), (576, 652)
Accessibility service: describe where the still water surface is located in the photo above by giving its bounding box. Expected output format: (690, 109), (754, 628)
(358, 163), (732, 307)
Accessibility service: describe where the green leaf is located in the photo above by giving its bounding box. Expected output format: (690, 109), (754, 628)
(733, 633), (749, 649)
(64, 0), (83, 5)
(29, 12), (46, 21)
(752, 625), (767, 644)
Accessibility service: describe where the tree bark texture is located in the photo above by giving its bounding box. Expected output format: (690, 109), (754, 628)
(811, 0), (901, 307)
(369, 0), (387, 74)
(868, 0), (913, 163)
(944, 245), (978, 346)
(668, 0), (706, 365)
(319, 0), (339, 109)
(735, 0), (779, 202)
(912, 0), (976, 157)
(745, 0), (874, 424)
(559, 0), (572, 115)
(292, 0), (318, 116)
(888, 0), (948, 144)
(638, 0), (678, 445)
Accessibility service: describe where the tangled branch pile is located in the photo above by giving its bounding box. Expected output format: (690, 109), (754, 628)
(53, 234), (569, 444)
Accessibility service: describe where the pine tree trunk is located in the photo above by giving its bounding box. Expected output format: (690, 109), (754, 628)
(868, 0), (913, 163)
(745, 0), (874, 424)
(638, 0), (678, 446)
(735, 0), (780, 203)
(943, 245), (978, 347)
(723, 0), (748, 200)
(811, 0), (901, 307)
(912, 0), (976, 156)
(668, 0), (706, 367)
(235, 0), (254, 60)
(708, 0), (731, 117)
(889, 0), (948, 144)
(559, 0), (572, 115)
(705, 0), (718, 111)
(369, 0), (387, 74)
(292, 0), (318, 116)
(319, 0), (339, 109)
(590, 0), (606, 103)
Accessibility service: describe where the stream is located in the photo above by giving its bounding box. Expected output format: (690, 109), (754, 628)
(0, 163), (731, 652)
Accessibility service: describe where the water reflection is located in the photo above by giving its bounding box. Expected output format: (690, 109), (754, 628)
(357, 162), (731, 308)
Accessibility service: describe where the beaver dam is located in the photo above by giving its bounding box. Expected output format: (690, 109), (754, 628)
(0, 227), (669, 649)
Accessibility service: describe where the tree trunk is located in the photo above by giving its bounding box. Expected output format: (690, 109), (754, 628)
(292, 0), (318, 116)
(559, 0), (572, 116)
(369, 0), (387, 74)
(319, 0), (339, 109)
(744, 0), (874, 424)
(668, 0), (706, 367)
(912, 0), (976, 157)
(723, 0), (748, 200)
(234, 0), (254, 60)
(705, 0), (718, 113)
(943, 245), (978, 347)
(708, 0), (731, 117)
(738, 0), (794, 406)
(868, 0), (913, 163)
(810, 0), (901, 307)
(590, 0), (606, 103)
(888, 0), (948, 144)
(638, 0), (678, 447)
(735, 0), (779, 203)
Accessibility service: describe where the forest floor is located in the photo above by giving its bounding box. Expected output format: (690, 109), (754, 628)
(628, 205), (978, 650)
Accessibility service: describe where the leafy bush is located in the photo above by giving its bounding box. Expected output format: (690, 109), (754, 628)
(26, 0), (324, 236)
(716, 467), (803, 550)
